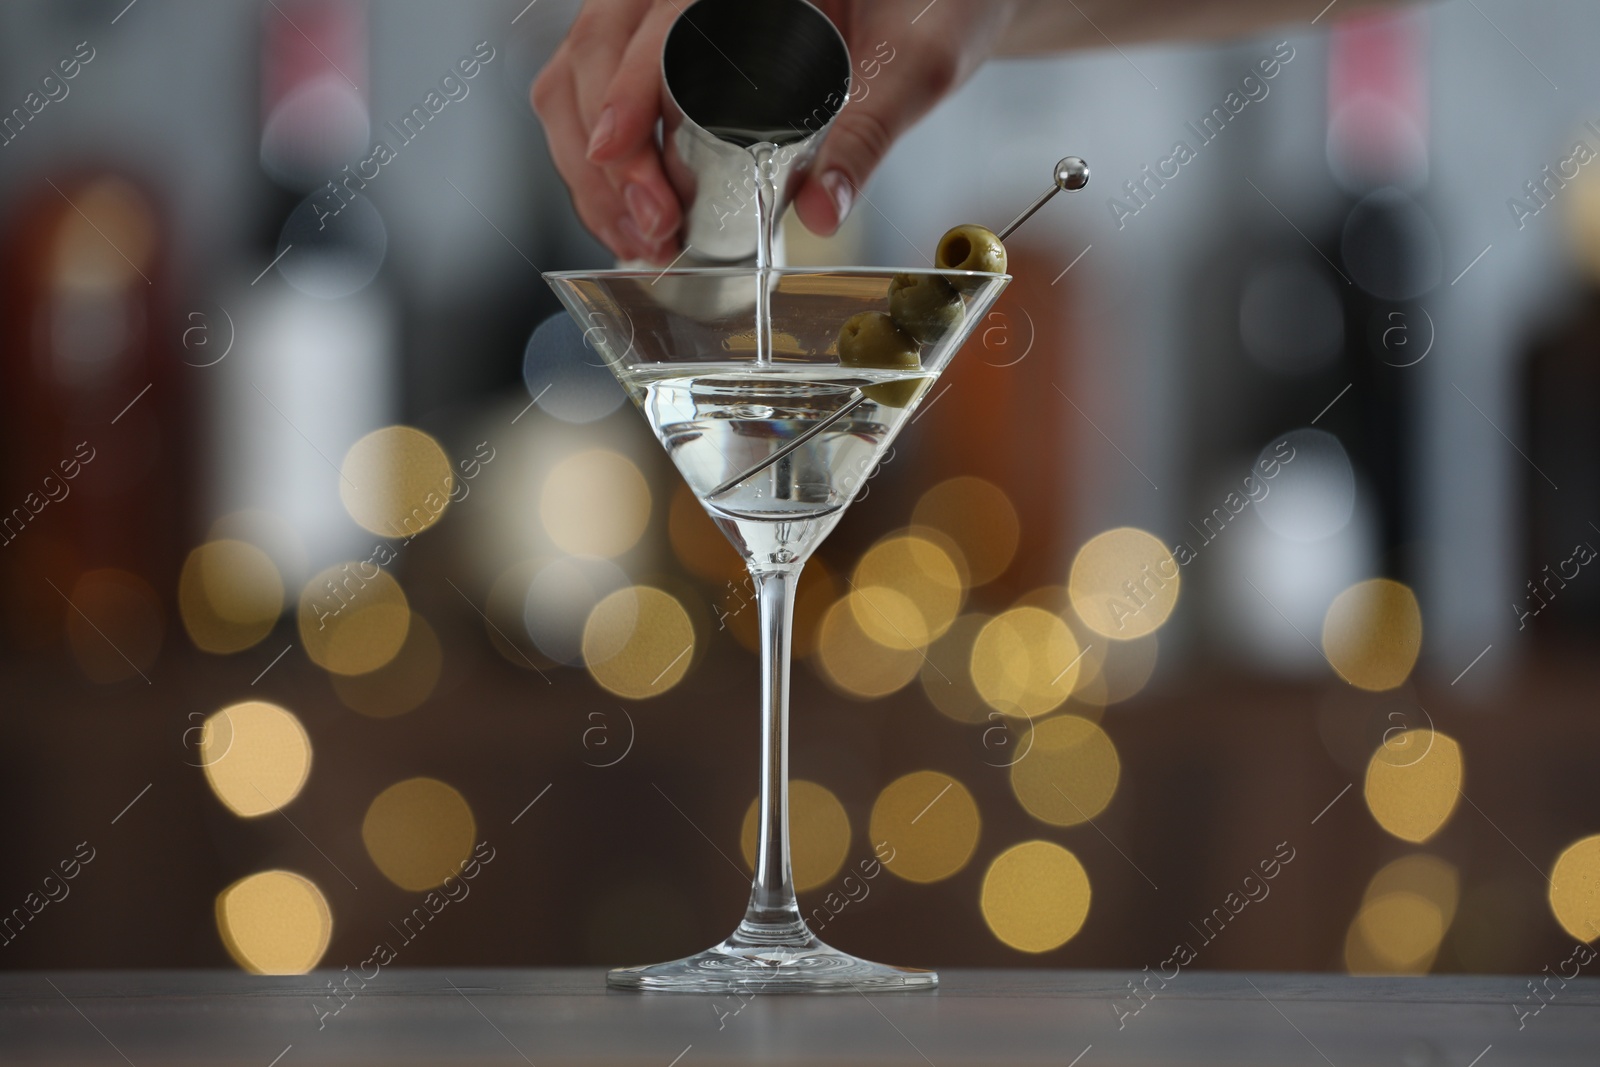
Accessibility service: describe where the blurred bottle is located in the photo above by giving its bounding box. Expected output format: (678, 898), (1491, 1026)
(199, 0), (397, 596)
(1202, 11), (1431, 670)
(1322, 11), (1435, 564)
(0, 172), (186, 680)
(1519, 159), (1600, 640)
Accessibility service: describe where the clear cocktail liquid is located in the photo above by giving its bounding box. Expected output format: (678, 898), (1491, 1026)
(630, 147), (928, 566)
(624, 364), (928, 565)
(624, 145), (933, 564)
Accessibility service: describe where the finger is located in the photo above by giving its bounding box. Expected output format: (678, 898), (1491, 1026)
(567, 0), (653, 143)
(618, 213), (679, 266)
(588, 0), (683, 246)
(532, 60), (641, 261)
(587, 0), (676, 164)
(794, 16), (996, 236)
(792, 65), (953, 235)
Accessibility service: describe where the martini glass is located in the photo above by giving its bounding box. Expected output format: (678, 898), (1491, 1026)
(545, 265), (1008, 991)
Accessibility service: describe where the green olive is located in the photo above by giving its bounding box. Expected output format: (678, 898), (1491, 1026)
(935, 224), (1007, 291)
(888, 272), (965, 346)
(837, 311), (927, 409)
(838, 311), (918, 369)
(861, 376), (931, 409)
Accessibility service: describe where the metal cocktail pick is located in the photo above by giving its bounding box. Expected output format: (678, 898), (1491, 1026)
(997, 156), (1091, 240)
(708, 396), (868, 500)
(706, 156), (1090, 501)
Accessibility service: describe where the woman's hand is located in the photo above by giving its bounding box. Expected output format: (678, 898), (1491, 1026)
(531, 0), (1020, 263)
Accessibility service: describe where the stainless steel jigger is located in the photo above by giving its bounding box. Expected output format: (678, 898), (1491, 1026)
(660, 0), (852, 266)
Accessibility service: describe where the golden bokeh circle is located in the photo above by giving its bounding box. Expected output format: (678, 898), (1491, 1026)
(207, 510), (307, 587)
(1550, 835), (1600, 943)
(582, 586), (695, 699)
(848, 585), (931, 651)
(850, 534), (965, 650)
(362, 778), (477, 891)
(911, 476), (1020, 586)
(869, 771), (981, 884)
(971, 607), (1082, 718)
(1068, 528), (1180, 640)
(668, 482), (742, 583)
(1009, 714), (1121, 827)
(200, 701), (312, 817)
(297, 563), (411, 676)
(981, 840), (1091, 953)
(540, 449), (651, 558)
(178, 539), (284, 654)
(1345, 852), (1460, 974)
(921, 613), (993, 724)
(215, 870), (332, 974)
(1070, 631), (1159, 709)
(1367, 853), (1460, 928)
(339, 426), (455, 538)
(741, 780), (851, 893)
(1322, 578), (1422, 691)
(1347, 891), (1445, 973)
(331, 612), (443, 718)
(1364, 729), (1462, 843)
(815, 593), (921, 699)
(906, 524), (972, 590)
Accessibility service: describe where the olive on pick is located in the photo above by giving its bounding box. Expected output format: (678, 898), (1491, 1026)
(888, 272), (965, 346)
(837, 311), (928, 409)
(935, 224), (1007, 291)
(838, 311), (918, 369)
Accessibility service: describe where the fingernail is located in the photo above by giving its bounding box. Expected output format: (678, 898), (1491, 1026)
(625, 182), (664, 239)
(617, 215), (649, 257)
(822, 170), (853, 225)
(586, 107), (617, 159)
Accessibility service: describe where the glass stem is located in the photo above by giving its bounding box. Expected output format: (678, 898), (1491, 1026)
(736, 564), (811, 945)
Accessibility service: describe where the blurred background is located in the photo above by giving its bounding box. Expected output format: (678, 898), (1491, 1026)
(2, 0), (1599, 979)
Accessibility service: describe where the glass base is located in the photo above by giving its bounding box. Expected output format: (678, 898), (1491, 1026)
(607, 925), (936, 993)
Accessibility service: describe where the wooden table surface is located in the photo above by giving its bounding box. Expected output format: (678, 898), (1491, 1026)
(1, 969), (1595, 1065)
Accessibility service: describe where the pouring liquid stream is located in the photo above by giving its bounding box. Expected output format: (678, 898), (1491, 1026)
(751, 141), (778, 366)
(632, 143), (925, 566)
